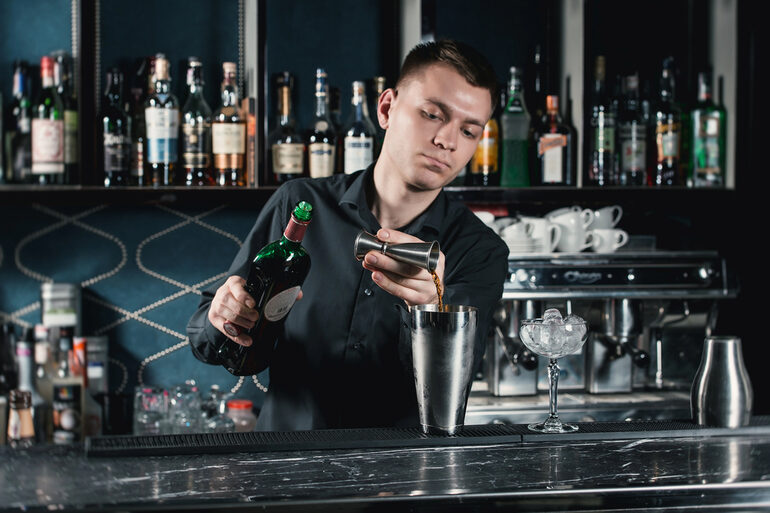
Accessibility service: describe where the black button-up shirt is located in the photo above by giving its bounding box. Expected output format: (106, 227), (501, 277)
(187, 165), (509, 431)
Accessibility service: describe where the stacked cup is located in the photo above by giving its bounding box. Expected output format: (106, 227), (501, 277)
(546, 206), (596, 253)
(500, 220), (535, 254)
(519, 216), (562, 254)
(587, 205), (628, 253)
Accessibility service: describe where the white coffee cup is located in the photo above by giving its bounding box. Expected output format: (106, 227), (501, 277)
(590, 228), (629, 253)
(547, 208), (594, 252)
(557, 230), (596, 253)
(500, 220), (534, 242)
(590, 205), (623, 230)
(520, 216), (561, 253)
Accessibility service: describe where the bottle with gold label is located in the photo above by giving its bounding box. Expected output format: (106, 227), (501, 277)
(532, 95), (575, 186)
(307, 68), (336, 178)
(269, 71), (306, 184)
(212, 62), (246, 186)
(468, 96), (500, 186)
(181, 57), (214, 186)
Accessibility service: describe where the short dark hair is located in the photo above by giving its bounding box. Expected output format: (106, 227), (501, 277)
(396, 39), (498, 113)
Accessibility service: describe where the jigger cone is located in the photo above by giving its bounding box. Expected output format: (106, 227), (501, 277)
(353, 230), (440, 272)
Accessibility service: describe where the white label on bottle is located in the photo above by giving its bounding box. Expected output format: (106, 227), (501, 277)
(309, 142), (335, 178)
(263, 286), (301, 322)
(541, 134), (563, 183)
(145, 107), (179, 163)
(31, 118), (64, 174)
(212, 123), (246, 154)
(64, 110), (78, 164)
(344, 136), (373, 174)
(272, 143), (304, 174)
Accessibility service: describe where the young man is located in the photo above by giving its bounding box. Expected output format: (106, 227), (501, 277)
(187, 40), (509, 430)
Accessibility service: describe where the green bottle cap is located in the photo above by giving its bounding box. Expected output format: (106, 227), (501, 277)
(293, 201), (313, 222)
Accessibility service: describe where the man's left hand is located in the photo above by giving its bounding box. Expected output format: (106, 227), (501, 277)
(361, 228), (445, 306)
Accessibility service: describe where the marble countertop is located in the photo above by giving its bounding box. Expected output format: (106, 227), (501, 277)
(2, 430), (770, 512)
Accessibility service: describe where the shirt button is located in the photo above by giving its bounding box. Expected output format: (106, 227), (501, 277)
(352, 342), (363, 350)
(364, 288), (373, 296)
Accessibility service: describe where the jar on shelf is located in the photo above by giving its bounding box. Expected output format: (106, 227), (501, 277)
(226, 399), (257, 432)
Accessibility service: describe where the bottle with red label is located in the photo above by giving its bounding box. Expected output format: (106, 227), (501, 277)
(31, 55), (65, 185)
(532, 95), (575, 186)
(220, 201), (313, 376)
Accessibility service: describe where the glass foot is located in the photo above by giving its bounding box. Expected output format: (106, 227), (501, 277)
(527, 420), (579, 433)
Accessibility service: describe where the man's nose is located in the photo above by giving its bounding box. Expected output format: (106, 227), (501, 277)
(433, 123), (457, 151)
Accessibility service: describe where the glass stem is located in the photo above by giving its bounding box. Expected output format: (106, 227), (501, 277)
(548, 358), (560, 420)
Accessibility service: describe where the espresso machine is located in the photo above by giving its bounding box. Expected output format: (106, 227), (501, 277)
(478, 250), (738, 423)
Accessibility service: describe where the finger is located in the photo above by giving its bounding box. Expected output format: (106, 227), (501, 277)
(227, 276), (256, 308)
(219, 303), (257, 331)
(296, 289), (303, 301)
(370, 269), (438, 306)
(362, 251), (426, 279)
(211, 313), (254, 347)
(221, 293), (259, 322)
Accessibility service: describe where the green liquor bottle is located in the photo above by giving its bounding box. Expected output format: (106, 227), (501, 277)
(500, 66), (531, 187)
(220, 201), (313, 376)
(690, 71), (726, 187)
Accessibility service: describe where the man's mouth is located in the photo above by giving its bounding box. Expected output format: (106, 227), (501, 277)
(422, 154), (451, 171)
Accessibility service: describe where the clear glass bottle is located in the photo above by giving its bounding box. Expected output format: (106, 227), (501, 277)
(31, 55), (65, 185)
(181, 57), (214, 186)
(213, 62), (246, 186)
(100, 68), (131, 187)
(501, 66), (531, 187)
(52, 51), (78, 183)
(585, 56), (616, 186)
(8, 60), (32, 183)
(307, 68), (337, 178)
(269, 71), (306, 183)
(690, 71), (726, 187)
(144, 54), (179, 186)
(532, 95), (575, 186)
(226, 399), (257, 432)
(617, 73), (648, 186)
(343, 80), (376, 174)
(220, 201), (313, 376)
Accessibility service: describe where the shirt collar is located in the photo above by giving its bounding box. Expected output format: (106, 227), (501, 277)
(338, 163), (446, 237)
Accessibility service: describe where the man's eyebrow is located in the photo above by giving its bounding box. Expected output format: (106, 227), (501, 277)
(425, 98), (486, 127)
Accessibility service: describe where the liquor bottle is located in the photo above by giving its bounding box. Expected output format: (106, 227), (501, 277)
(532, 95), (575, 186)
(500, 66), (531, 187)
(585, 56), (616, 186)
(181, 57), (214, 186)
(220, 201), (313, 376)
(617, 73), (647, 186)
(268, 72), (306, 183)
(50, 327), (84, 444)
(6, 390), (35, 448)
(212, 62), (246, 186)
(651, 57), (683, 186)
(7, 61), (32, 183)
(52, 51), (78, 183)
(468, 95), (500, 186)
(128, 57), (151, 186)
(144, 54), (179, 186)
(100, 68), (131, 187)
(15, 328), (48, 444)
(690, 71), (726, 187)
(72, 337), (102, 437)
(371, 76), (387, 158)
(307, 68), (337, 178)
(31, 55), (65, 185)
(343, 81), (376, 174)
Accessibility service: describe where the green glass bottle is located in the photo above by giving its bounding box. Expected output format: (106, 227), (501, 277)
(220, 201), (313, 376)
(690, 71), (726, 187)
(501, 66), (531, 187)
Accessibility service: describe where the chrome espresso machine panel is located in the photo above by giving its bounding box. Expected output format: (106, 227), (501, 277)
(484, 251), (738, 401)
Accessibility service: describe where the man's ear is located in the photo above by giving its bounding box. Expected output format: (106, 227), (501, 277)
(377, 88), (397, 130)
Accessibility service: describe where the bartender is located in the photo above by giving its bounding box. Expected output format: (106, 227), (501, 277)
(187, 39), (509, 431)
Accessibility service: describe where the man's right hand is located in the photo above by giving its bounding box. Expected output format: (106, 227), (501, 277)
(208, 276), (259, 347)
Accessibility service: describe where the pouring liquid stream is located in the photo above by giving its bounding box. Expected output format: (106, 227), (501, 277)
(431, 271), (444, 312)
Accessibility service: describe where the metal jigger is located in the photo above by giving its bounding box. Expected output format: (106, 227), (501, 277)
(354, 230), (440, 272)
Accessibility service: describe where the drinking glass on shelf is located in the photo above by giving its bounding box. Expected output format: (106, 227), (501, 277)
(520, 309), (588, 433)
(133, 386), (168, 436)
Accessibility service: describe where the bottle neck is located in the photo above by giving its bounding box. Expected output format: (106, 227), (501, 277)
(154, 78), (171, 96)
(221, 79), (239, 107)
(315, 93), (329, 118)
(506, 81), (525, 112)
(13, 71), (26, 98)
(277, 86), (294, 126)
(188, 82), (204, 96)
(352, 94), (369, 121)
(282, 214), (309, 243)
(41, 73), (54, 89)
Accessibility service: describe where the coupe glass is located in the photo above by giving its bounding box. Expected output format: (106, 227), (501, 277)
(520, 314), (589, 433)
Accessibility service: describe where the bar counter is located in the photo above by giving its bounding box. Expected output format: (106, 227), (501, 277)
(2, 423), (770, 512)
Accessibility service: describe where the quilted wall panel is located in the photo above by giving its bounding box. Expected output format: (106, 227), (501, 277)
(0, 203), (271, 407)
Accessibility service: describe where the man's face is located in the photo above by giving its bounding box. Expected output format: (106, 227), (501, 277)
(377, 64), (493, 191)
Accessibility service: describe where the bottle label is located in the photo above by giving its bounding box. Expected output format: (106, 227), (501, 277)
(694, 112), (722, 177)
(31, 119), (65, 174)
(104, 133), (130, 172)
(656, 123), (680, 160)
(540, 134), (565, 183)
(182, 123), (212, 168)
(619, 123), (647, 172)
(308, 142), (335, 178)
(64, 110), (78, 164)
(344, 136), (373, 174)
(272, 143), (304, 174)
(592, 112), (615, 153)
(212, 123), (245, 155)
(471, 124), (499, 173)
(145, 107), (179, 163)
(263, 286), (301, 322)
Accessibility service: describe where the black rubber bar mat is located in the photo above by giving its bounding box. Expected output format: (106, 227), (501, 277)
(85, 416), (770, 457)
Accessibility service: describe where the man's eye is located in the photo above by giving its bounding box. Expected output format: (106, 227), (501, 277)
(423, 111), (441, 121)
(463, 129), (477, 138)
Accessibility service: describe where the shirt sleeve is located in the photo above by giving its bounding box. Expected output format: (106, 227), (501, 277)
(186, 188), (290, 366)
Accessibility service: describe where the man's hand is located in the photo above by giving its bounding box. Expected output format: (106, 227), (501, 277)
(361, 228), (446, 306)
(208, 276), (259, 347)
